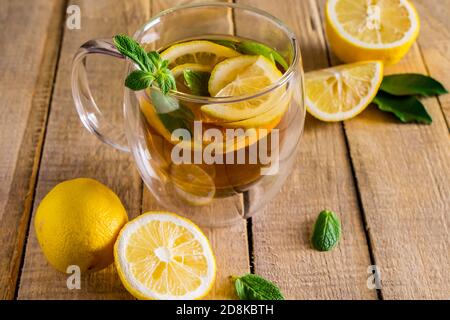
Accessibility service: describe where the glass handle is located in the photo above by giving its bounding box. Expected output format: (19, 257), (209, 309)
(71, 38), (130, 152)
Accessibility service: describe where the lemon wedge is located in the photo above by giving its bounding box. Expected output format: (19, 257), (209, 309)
(160, 40), (240, 68)
(305, 61), (383, 121)
(202, 55), (283, 122)
(326, 0), (420, 65)
(114, 211), (216, 300)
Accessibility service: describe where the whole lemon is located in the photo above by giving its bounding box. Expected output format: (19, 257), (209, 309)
(35, 178), (128, 273)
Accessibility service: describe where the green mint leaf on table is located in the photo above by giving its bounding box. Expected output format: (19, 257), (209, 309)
(311, 210), (341, 252)
(233, 274), (284, 300)
(183, 70), (211, 96)
(113, 34), (176, 94)
(124, 70), (155, 90)
(373, 91), (432, 124)
(380, 74), (448, 96)
(237, 41), (289, 71)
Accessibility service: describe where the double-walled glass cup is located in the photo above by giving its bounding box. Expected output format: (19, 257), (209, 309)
(72, 2), (305, 227)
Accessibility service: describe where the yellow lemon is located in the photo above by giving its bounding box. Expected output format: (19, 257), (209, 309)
(326, 0), (420, 65)
(114, 211), (216, 300)
(305, 61), (383, 121)
(35, 178), (128, 273)
(160, 40), (240, 68)
(202, 55), (284, 122)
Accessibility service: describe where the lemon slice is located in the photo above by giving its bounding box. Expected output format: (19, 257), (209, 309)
(222, 90), (291, 129)
(171, 63), (212, 78)
(114, 211), (216, 300)
(326, 0), (420, 65)
(202, 55), (283, 122)
(170, 164), (216, 206)
(160, 40), (240, 68)
(305, 61), (383, 121)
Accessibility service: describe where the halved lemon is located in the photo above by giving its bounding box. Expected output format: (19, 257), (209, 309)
(305, 61), (383, 121)
(114, 211), (216, 300)
(160, 40), (240, 68)
(326, 0), (420, 65)
(170, 164), (216, 206)
(202, 55), (284, 122)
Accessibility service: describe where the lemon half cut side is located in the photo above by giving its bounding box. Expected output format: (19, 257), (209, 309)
(114, 212), (216, 300)
(326, 0), (420, 65)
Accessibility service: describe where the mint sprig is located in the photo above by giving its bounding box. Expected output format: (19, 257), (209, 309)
(113, 34), (176, 94)
(311, 210), (341, 252)
(233, 274), (284, 300)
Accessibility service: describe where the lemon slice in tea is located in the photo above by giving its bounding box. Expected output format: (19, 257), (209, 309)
(160, 40), (240, 68)
(170, 164), (216, 206)
(202, 55), (284, 122)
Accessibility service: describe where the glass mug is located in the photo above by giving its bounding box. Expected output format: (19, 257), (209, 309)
(72, 2), (305, 227)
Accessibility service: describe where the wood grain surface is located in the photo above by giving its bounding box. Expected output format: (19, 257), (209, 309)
(0, 0), (66, 299)
(318, 0), (450, 299)
(237, 0), (376, 300)
(17, 0), (150, 299)
(0, 0), (447, 300)
(141, 0), (251, 300)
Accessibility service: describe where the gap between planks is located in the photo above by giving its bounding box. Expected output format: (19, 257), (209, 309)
(13, 0), (69, 300)
(313, 0), (382, 300)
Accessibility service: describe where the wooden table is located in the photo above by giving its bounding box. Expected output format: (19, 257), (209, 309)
(1, 0), (449, 300)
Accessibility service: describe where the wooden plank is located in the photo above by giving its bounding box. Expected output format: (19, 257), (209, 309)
(17, 0), (150, 299)
(141, 0), (250, 300)
(414, 0), (450, 127)
(236, 0), (376, 299)
(0, 0), (66, 300)
(318, 0), (450, 299)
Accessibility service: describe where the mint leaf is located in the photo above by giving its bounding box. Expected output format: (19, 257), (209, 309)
(113, 34), (176, 95)
(210, 39), (238, 50)
(150, 89), (193, 135)
(124, 70), (154, 90)
(113, 34), (153, 72)
(156, 69), (177, 95)
(237, 41), (289, 71)
(183, 70), (211, 96)
(234, 274), (284, 300)
(373, 91), (432, 124)
(311, 210), (341, 251)
(380, 74), (448, 96)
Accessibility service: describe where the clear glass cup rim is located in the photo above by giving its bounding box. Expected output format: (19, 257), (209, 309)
(132, 1), (300, 104)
